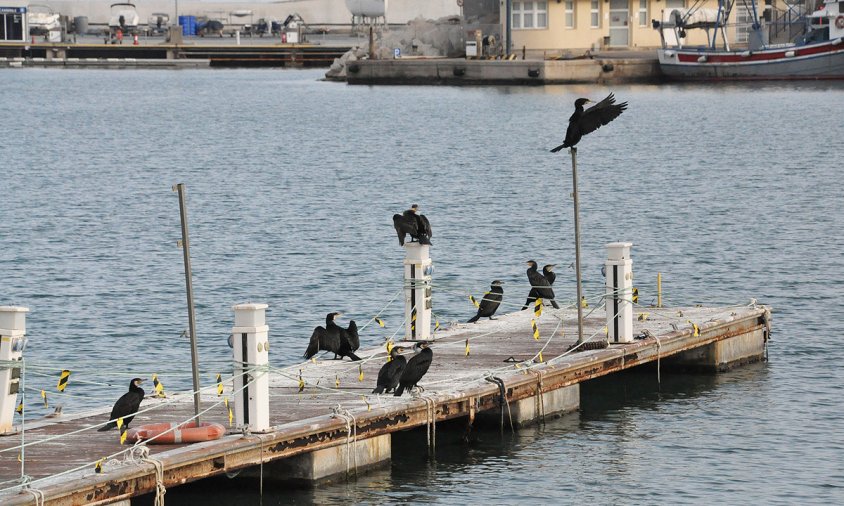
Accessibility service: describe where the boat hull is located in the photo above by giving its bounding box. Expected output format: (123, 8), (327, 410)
(658, 39), (844, 80)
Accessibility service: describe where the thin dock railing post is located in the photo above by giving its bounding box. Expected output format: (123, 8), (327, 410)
(570, 147), (585, 345)
(175, 183), (202, 424)
(657, 272), (662, 308)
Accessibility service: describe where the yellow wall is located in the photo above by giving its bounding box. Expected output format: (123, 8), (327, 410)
(506, 0), (742, 56)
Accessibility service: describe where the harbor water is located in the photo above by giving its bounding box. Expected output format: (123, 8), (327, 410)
(1, 69), (843, 504)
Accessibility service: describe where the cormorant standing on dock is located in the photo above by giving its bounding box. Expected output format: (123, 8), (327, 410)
(304, 312), (361, 361)
(542, 264), (557, 286)
(523, 260), (560, 309)
(394, 342), (433, 396)
(392, 204), (432, 246)
(550, 93), (628, 152)
(372, 346), (407, 394)
(98, 378), (144, 431)
(523, 264), (557, 309)
(468, 280), (504, 323)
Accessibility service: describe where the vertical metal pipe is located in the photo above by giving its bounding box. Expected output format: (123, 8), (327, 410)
(571, 148), (584, 345)
(505, 0), (512, 55)
(657, 272), (662, 308)
(176, 183), (201, 424)
(19, 360), (25, 480)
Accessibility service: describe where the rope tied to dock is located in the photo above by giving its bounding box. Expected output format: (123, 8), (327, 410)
(485, 376), (513, 434)
(20, 475), (45, 506)
(331, 405), (358, 476)
(415, 393), (437, 455)
(23, 485), (45, 506)
(142, 451), (166, 506)
(530, 370), (546, 423)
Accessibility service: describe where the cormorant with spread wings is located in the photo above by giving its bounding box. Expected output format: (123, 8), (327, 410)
(550, 93), (628, 152)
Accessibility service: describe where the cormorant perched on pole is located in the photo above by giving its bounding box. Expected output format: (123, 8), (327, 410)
(550, 93), (628, 152)
(550, 95), (626, 345)
(523, 260), (560, 309)
(98, 378), (145, 431)
(304, 312), (361, 361)
(392, 204), (432, 246)
(372, 346), (407, 394)
(468, 280), (504, 323)
(394, 342), (433, 396)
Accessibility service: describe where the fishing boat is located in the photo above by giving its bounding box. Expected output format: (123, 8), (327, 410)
(27, 4), (61, 42)
(653, 0), (844, 80)
(108, 3), (140, 36)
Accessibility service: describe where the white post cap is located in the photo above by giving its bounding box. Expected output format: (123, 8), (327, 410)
(0, 306), (29, 334)
(232, 303), (268, 328)
(606, 242), (633, 261)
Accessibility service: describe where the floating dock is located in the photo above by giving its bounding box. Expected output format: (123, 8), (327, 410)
(343, 54), (661, 85)
(0, 300), (770, 505)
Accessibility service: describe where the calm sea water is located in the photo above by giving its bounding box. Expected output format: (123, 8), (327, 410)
(1, 69), (843, 504)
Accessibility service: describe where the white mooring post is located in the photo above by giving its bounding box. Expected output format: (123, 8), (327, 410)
(404, 243), (433, 341)
(606, 243), (634, 344)
(232, 303), (270, 432)
(0, 306), (29, 434)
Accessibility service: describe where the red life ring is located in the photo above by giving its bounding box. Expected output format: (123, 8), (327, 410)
(125, 421), (226, 444)
(836, 15), (844, 29)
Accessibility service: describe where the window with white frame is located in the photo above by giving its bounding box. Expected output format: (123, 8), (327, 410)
(591, 0), (600, 28)
(639, 0), (648, 26)
(565, 0), (575, 28)
(512, 1), (548, 29)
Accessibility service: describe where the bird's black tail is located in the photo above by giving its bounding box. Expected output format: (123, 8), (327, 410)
(98, 422), (115, 432)
(394, 385), (405, 397)
(467, 313), (480, 323)
(551, 299), (560, 309)
(372, 386), (384, 394)
(550, 144), (566, 153)
(347, 352), (362, 361)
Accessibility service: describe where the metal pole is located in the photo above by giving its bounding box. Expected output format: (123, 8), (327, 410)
(176, 183), (201, 424)
(505, 0), (512, 55)
(657, 272), (662, 308)
(570, 147), (585, 345)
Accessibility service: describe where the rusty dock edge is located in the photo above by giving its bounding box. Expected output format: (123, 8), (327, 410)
(5, 308), (767, 505)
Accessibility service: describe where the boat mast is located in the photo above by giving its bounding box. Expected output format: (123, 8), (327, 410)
(712, 0), (735, 50)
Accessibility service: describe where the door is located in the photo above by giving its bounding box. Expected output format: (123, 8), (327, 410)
(609, 0), (629, 47)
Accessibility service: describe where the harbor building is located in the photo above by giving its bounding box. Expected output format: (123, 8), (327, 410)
(499, 0), (779, 57)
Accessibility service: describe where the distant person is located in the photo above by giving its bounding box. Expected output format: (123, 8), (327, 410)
(117, 29), (123, 45)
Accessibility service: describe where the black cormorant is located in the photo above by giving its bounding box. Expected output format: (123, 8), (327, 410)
(392, 209), (418, 246)
(523, 264), (557, 309)
(304, 312), (361, 361)
(372, 346), (407, 394)
(98, 378), (144, 431)
(468, 280), (504, 323)
(411, 204), (432, 244)
(522, 260), (560, 309)
(394, 342), (433, 396)
(542, 264), (557, 286)
(550, 93), (628, 152)
(392, 204), (432, 246)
